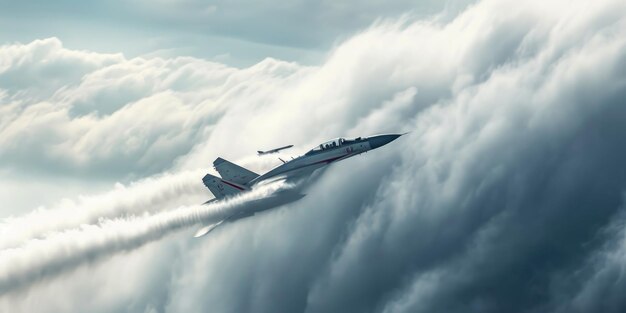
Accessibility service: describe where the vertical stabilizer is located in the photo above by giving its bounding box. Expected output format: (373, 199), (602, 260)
(202, 173), (248, 199)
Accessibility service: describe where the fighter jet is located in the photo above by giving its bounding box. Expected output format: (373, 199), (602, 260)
(195, 133), (404, 237)
(257, 144), (293, 155)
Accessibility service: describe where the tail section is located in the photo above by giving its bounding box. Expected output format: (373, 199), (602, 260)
(213, 157), (259, 185)
(202, 173), (248, 199)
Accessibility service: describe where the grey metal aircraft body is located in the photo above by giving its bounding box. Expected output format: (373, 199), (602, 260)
(195, 133), (403, 237)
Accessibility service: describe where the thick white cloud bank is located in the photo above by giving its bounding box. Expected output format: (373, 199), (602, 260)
(1, 0), (626, 312)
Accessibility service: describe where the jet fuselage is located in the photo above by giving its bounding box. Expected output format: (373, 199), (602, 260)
(248, 134), (402, 186)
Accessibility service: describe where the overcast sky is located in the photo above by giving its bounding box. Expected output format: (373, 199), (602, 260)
(2, 0), (626, 312)
(0, 0), (471, 66)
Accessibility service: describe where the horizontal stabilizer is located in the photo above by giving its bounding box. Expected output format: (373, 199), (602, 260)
(194, 219), (227, 237)
(194, 210), (257, 238)
(213, 157), (259, 185)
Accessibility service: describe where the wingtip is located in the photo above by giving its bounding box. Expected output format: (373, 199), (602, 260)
(213, 157), (227, 166)
(193, 226), (212, 238)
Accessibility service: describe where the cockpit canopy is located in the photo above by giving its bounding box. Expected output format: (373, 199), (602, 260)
(305, 137), (362, 155)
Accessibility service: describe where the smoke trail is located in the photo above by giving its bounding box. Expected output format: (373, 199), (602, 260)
(0, 169), (207, 250)
(0, 180), (291, 294)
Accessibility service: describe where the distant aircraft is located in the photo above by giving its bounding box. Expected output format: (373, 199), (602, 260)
(195, 133), (404, 237)
(257, 144), (293, 155)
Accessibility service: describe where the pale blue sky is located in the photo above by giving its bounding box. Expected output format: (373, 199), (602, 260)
(1, 0), (472, 66)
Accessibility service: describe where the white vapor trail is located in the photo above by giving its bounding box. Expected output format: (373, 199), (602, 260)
(0, 180), (290, 294)
(0, 169), (207, 250)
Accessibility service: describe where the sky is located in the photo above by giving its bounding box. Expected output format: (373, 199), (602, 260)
(0, 0), (471, 67)
(1, 0), (626, 312)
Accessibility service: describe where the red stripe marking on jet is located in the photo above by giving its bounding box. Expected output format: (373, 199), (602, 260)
(255, 153), (353, 183)
(310, 154), (350, 165)
(221, 180), (245, 191)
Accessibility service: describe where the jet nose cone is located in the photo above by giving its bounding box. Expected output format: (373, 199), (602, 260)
(368, 134), (403, 149)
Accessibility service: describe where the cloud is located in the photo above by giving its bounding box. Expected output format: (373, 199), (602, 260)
(0, 39), (304, 178)
(0, 180), (290, 295)
(0, 38), (123, 102)
(545, 205), (626, 313)
(0, 169), (207, 249)
(1, 0), (626, 312)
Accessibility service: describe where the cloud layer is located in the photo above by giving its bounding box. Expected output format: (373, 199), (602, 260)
(0, 180), (290, 295)
(1, 0), (626, 312)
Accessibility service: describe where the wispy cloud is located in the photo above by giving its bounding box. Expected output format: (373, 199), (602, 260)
(0, 180), (290, 295)
(1, 0), (626, 312)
